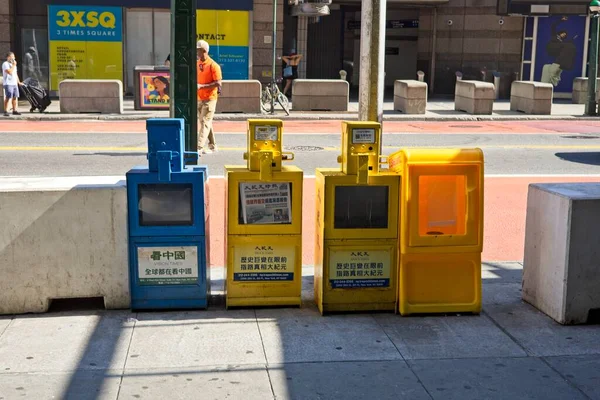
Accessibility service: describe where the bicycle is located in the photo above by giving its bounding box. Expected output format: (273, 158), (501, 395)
(261, 78), (290, 116)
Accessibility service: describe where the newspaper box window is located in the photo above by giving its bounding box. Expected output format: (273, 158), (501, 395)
(126, 119), (210, 310)
(224, 120), (303, 307)
(239, 182), (292, 225)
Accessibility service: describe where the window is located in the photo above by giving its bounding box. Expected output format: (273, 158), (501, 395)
(418, 175), (467, 236)
(138, 184), (193, 226)
(334, 186), (389, 229)
(21, 28), (49, 89)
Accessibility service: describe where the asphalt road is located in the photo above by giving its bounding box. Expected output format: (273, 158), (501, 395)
(2, 128), (600, 176)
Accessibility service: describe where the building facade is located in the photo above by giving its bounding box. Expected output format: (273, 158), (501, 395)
(0, 0), (594, 97)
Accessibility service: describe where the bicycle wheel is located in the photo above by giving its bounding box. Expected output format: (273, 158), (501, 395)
(261, 89), (273, 113)
(277, 92), (290, 116)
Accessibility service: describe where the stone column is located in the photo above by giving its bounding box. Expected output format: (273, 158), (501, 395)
(253, 0), (284, 83)
(0, 0), (14, 56)
(296, 16), (308, 79)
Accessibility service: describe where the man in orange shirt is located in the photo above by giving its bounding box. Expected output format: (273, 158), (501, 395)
(196, 40), (222, 154)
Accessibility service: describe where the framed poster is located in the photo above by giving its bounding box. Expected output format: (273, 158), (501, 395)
(139, 72), (170, 109)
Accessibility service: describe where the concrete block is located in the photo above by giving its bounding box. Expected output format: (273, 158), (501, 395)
(0, 312), (134, 372)
(484, 283), (600, 356)
(126, 310), (265, 368)
(292, 79), (349, 111)
(394, 80), (427, 114)
(269, 361), (431, 399)
(216, 80), (262, 113)
(375, 314), (526, 359)
(572, 77), (600, 104)
(454, 80), (495, 115)
(523, 183), (600, 325)
(119, 366), (273, 399)
(256, 308), (401, 363)
(510, 81), (553, 114)
(0, 176), (129, 314)
(410, 358), (589, 400)
(0, 371), (122, 400)
(545, 356), (600, 399)
(59, 79), (123, 114)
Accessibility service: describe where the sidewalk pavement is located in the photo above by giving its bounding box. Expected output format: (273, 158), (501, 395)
(0, 263), (598, 400)
(7, 98), (600, 122)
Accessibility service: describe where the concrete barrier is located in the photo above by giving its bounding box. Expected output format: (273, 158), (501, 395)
(0, 176), (129, 314)
(510, 81), (553, 115)
(216, 80), (262, 113)
(394, 80), (427, 114)
(292, 79), (349, 111)
(454, 80), (495, 115)
(59, 79), (124, 114)
(572, 77), (600, 104)
(523, 183), (600, 324)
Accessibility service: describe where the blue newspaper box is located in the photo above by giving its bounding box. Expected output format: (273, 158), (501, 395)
(126, 119), (210, 310)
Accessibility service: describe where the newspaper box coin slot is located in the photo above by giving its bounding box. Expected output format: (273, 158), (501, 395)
(126, 119), (210, 310)
(225, 119), (303, 308)
(315, 121), (400, 314)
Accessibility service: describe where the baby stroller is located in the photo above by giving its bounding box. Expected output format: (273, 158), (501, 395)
(21, 78), (51, 113)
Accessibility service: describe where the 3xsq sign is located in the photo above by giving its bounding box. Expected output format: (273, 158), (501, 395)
(55, 10), (117, 29)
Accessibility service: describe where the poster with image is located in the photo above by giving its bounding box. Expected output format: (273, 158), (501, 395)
(240, 182), (292, 225)
(139, 72), (170, 109)
(535, 15), (586, 94)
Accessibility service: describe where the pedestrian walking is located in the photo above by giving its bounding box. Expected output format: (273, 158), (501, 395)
(2, 52), (23, 116)
(196, 40), (222, 154)
(282, 50), (302, 98)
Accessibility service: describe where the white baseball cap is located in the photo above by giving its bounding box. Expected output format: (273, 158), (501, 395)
(197, 40), (209, 53)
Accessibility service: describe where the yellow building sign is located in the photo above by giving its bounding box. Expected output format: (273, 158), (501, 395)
(48, 5), (123, 91)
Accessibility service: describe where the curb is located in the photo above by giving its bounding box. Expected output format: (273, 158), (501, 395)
(6, 113), (600, 122)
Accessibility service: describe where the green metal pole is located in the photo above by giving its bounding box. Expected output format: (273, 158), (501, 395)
(271, 0), (277, 114)
(171, 0), (198, 157)
(587, 12), (599, 116)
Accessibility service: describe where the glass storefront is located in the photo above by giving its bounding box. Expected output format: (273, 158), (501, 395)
(21, 28), (50, 89)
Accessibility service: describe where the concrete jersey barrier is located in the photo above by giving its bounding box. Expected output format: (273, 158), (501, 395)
(572, 77), (600, 104)
(523, 183), (600, 324)
(454, 80), (495, 115)
(510, 81), (553, 115)
(394, 80), (427, 114)
(292, 79), (349, 111)
(59, 79), (124, 114)
(216, 80), (262, 113)
(0, 176), (130, 314)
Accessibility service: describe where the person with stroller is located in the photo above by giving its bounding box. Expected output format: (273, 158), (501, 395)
(2, 52), (23, 116)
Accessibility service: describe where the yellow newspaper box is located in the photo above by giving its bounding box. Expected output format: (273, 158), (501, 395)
(224, 120), (303, 307)
(315, 121), (400, 314)
(389, 148), (484, 315)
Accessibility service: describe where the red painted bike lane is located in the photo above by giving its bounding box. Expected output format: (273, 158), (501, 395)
(205, 175), (600, 267)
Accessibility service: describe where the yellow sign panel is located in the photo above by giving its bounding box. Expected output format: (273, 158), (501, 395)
(196, 10), (249, 47)
(233, 244), (295, 282)
(329, 249), (391, 288)
(49, 41), (123, 90)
